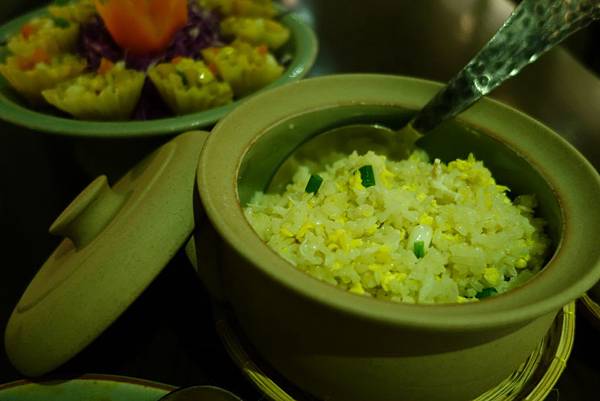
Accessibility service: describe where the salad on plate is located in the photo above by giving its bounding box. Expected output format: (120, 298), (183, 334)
(0, 0), (291, 120)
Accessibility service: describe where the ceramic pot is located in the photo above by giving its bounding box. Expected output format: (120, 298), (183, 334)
(6, 74), (599, 401)
(188, 74), (600, 401)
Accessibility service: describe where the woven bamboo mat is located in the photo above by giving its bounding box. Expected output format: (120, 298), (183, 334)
(214, 302), (575, 401)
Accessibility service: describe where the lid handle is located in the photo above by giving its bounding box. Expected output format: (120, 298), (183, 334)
(49, 175), (125, 249)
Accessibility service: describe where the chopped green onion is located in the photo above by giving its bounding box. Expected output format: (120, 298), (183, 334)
(176, 70), (189, 86)
(53, 0), (71, 5)
(0, 47), (11, 64)
(413, 240), (425, 258)
(359, 165), (375, 187)
(475, 287), (497, 299)
(305, 174), (323, 194)
(51, 17), (70, 28)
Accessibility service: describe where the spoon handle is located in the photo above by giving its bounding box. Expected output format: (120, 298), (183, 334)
(410, 0), (600, 134)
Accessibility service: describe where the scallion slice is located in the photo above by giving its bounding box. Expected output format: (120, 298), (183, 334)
(176, 70), (189, 86)
(52, 17), (70, 28)
(359, 165), (375, 187)
(413, 240), (425, 258)
(475, 288), (497, 299)
(305, 174), (323, 194)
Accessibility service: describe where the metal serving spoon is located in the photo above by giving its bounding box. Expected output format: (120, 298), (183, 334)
(268, 0), (600, 191)
(158, 385), (243, 401)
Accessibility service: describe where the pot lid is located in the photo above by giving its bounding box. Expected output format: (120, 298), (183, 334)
(5, 130), (209, 377)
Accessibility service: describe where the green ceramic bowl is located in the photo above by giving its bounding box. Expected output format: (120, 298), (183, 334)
(192, 74), (600, 401)
(0, 6), (317, 138)
(0, 374), (175, 401)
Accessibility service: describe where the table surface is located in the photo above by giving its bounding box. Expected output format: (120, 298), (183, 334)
(1, 1), (599, 400)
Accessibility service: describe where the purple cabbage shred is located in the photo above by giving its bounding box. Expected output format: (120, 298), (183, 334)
(163, 1), (224, 61)
(77, 15), (122, 71)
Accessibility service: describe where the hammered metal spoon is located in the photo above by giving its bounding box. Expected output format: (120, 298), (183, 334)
(268, 0), (600, 191)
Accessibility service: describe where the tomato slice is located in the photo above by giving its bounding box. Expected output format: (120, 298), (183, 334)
(17, 47), (50, 70)
(94, 0), (188, 55)
(20, 23), (37, 39)
(97, 57), (114, 75)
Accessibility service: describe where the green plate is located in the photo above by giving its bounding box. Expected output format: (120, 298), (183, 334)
(0, 6), (318, 138)
(0, 374), (175, 401)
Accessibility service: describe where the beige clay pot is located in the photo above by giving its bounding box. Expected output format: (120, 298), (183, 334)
(192, 74), (600, 401)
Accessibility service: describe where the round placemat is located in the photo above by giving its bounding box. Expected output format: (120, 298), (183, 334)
(213, 302), (575, 401)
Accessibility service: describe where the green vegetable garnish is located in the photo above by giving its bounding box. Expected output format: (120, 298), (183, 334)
(53, 0), (72, 5)
(305, 174), (323, 194)
(359, 165), (375, 187)
(413, 240), (425, 258)
(475, 287), (498, 299)
(0, 46), (11, 64)
(51, 17), (70, 28)
(176, 70), (189, 86)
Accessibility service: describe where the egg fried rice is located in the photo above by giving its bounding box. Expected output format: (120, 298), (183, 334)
(244, 150), (550, 304)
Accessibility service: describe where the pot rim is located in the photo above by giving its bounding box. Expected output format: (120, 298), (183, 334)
(199, 73), (600, 331)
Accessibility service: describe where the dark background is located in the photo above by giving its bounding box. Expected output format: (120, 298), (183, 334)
(1, 1), (599, 400)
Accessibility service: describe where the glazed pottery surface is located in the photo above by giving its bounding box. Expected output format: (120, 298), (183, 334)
(4, 132), (209, 377)
(193, 74), (600, 401)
